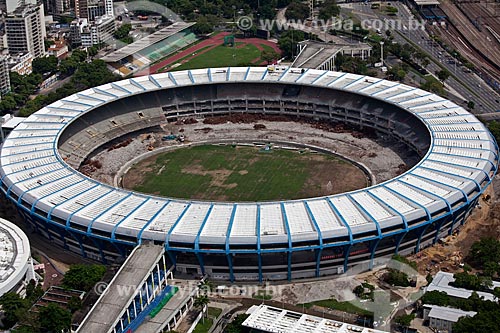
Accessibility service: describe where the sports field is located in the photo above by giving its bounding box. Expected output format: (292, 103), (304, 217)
(122, 145), (369, 201)
(172, 43), (267, 71)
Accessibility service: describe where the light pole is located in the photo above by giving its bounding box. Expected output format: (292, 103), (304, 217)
(380, 41), (384, 64)
(453, 52), (457, 74)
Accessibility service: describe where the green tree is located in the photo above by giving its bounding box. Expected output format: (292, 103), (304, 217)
(59, 57), (79, 76)
(62, 264), (106, 291)
(384, 269), (410, 287)
(0, 292), (30, 328)
(488, 121), (500, 143)
(194, 295), (210, 323)
(285, 2), (309, 20)
(0, 94), (17, 112)
(318, 0), (340, 21)
(261, 49), (280, 64)
(453, 310), (500, 333)
(395, 313), (415, 332)
(225, 314), (250, 333)
(467, 100), (475, 110)
(12, 325), (37, 333)
(71, 49), (88, 62)
(436, 69), (450, 84)
(278, 30), (305, 59)
(192, 15), (214, 35)
(32, 56), (58, 75)
(468, 238), (500, 272)
(25, 279), (44, 303)
(353, 285), (365, 297)
(493, 287), (500, 302)
(387, 65), (407, 81)
(453, 271), (483, 291)
(421, 290), (449, 306)
(336, 54), (368, 74)
(114, 23), (133, 44)
(385, 5), (398, 15)
(38, 303), (72, 332)
(87, 46), (99, 57)
(68, 296), (82, 313)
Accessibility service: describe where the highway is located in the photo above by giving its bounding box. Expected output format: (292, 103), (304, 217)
(344, 2), (500, 114)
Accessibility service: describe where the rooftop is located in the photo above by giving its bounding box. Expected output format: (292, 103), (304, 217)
(425, 271), (500, 301)
(1, 115), (26, 129)
(135, 279), (198, 333)
(293, 41), (372, 69)
(77, 243), (164, 332)
(101, 21), (195, 62)
(0, 68), (496, 246)
(414, 0), (440, 5)
(0, 218), (31, 295)
(242, 305), (389, 333)
(425, 305), (476, 323)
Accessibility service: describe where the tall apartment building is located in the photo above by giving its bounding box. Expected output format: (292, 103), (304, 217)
(5, 4), (46, 58)
(44, 0), (70, 15)
(0, 56), (11, 97)
(0, 0), (38, 13)
(75, 0), (112, 20)
(70, 14), (114, 48)
(80, 14), (114, 47)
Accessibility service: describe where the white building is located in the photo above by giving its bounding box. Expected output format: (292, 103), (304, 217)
(5, 4), (46, 58)
(1, 114), (25, 141)
(0, 0), (38, 12)
(80, 15), (114, 47)
(426, 271), (500, 301)
(243, 305), (389, 333)
(423, 305), (476, 333)
(7, 52), (33, 75)
(0, 217), (34, 297)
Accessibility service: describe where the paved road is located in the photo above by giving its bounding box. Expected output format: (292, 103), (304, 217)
(346, 2), (500, 114)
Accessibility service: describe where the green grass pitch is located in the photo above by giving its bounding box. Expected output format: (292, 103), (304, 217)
(172, 43), (264, 71)
(126, 145), (366, 202)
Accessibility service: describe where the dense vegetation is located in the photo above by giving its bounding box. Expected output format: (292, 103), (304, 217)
(0, 49), (118, 117)
(114, 23), (133, 44)
(62, 264), (107, 292)
(19, 59), (118, 117)
(285, 1), (309, 21)
(318, 0), (340, 20)
(225, 314), (251, 333)
(278, 29), (305, 59)
(384, 269), (411, 287)
(0, 281), (74, 332)
(422, 290), (500, 333)
(466, 238), (500, 278)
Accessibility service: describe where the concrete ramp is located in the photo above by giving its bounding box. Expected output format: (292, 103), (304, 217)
(77, 243), (167, 333)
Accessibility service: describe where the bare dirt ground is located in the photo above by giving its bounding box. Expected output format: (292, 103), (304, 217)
(83, 116), (419, 192)
(409, 176), (500, 277)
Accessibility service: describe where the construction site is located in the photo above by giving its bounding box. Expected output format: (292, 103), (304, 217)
(80, 115), (419, 191)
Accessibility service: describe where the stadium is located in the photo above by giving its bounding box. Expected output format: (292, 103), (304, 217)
(0, 67), (497, 282)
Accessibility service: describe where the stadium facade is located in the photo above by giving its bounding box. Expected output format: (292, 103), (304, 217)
(0, 67), (497, 282)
